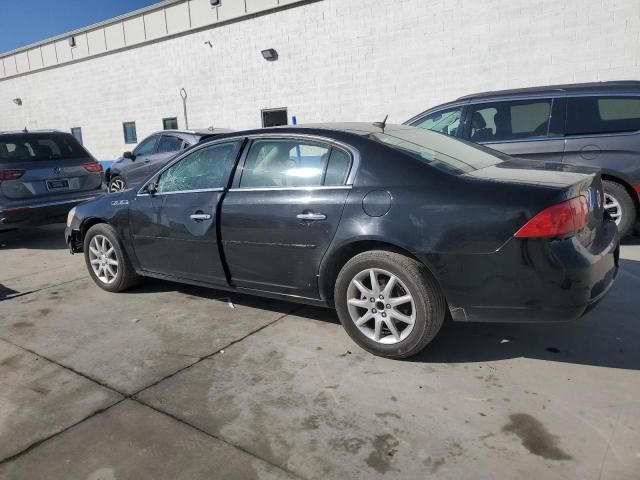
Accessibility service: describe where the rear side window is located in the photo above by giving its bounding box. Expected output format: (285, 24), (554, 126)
(412, 106), (463, 137)
(566, 96), (640, 135)
(240, 139), (333, 188)
(324, 149), (351, 185)
(468, 99), (553, 142)
(0, 133), (89, 162)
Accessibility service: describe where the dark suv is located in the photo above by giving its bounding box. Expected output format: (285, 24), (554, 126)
(406, 81), (640, 237)
(107, 128), (232, 192)
(0, 130), (104, 231)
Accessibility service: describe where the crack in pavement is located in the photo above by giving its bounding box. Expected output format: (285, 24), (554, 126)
(0, 302), (305, 478)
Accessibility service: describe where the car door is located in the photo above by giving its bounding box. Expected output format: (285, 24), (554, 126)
(128, 140), (242, 284)
(464, 98), (565, 162)
(221, 136), (354, 299)
(127, 135), (159, 185)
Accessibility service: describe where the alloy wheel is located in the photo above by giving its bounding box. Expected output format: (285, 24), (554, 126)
(109, 178), (126, 193)
(604, 192), (622, 226)
(88, 235), (119, 284)
(346, 268), (416, 345)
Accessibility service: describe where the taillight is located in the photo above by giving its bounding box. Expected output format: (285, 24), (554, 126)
(515, 196), (589, 239)
(0, 170), (25, 181)
(82, 162), (104, 173)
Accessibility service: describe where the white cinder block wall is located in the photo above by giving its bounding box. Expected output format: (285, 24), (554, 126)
(0, 0), (639, 160)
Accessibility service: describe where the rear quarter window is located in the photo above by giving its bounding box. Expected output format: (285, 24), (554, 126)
(566, 96), (640, 135)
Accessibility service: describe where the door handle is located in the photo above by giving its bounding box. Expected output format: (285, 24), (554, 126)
(190, 213), (212, 221)
(296, 212), (327, 221)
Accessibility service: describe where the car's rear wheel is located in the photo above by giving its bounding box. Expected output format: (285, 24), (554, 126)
(334, 250), (446, 359)
(84, 224), (139, 292)
(108, 176), (127, 193)
(603, 180), (635, 238)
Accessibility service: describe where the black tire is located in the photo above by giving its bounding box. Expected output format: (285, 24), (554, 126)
(83, 223), (140, 292)
(603, 180), (635, 238)
(108, 175), (127, 193)
(334, 250), (446, 359)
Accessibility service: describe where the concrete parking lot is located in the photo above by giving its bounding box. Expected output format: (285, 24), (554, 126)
(0, 225), (638, 479)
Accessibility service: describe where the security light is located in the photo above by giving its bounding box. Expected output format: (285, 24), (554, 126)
(261, 49), (278, 61)
(210, 0), (221, 6)
(12, 98), (22, 106)
(69, 36), (76, 48)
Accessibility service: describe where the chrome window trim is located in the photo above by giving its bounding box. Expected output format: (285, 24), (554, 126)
(228, 185), (353, 193)
(137, 187), (224, 197)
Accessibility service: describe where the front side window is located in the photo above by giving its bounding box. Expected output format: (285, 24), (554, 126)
(412, 107), (463, 137)
(156, 142), (238, 194)
(240, 139), (333, 188)
(157, 135), (183, 154)
(566, 96), (640, 136)
(134, 136), (158, 156)
(123, 122), (137, 144)
(469, 99), (553, 142)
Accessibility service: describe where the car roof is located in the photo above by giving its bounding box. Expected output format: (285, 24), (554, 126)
(0, 129), (66, 136)
(207, 122), (414, 139)
(456, 80), (640, 101)
(152, 128), (234, 137)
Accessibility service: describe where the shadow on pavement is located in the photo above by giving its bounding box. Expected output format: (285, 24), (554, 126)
(0, 224), (68, 251)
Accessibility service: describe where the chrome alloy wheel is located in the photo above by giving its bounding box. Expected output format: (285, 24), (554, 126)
(346, 268), (416, 345)
(604, 192), (622, 226)
(109, 178), (126, 193)
(88, 235), (119, 284)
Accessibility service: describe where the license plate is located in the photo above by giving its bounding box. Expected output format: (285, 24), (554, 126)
(47, 179), (69, 190)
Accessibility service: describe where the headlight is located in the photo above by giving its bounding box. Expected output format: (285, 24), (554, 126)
(67, 207), (76, 227)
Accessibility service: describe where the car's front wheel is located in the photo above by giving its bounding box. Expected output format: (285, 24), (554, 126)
(84, 224), (140, 292)
(334, 250), (446, 359)
(108, 176), (127, 193)
(603, 180), (636, 238)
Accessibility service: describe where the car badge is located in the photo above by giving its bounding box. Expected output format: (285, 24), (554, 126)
(53, 167), (64, 176)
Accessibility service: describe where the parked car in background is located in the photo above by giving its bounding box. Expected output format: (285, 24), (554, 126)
(106, 128), (233, 192)
(0, 130), (104, 231)
(406, 81), (640, 237)
(66, 123), (618, 359)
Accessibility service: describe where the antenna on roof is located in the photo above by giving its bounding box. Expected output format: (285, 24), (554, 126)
(23, 126), (28, 133)
(373, 114), (389, 132)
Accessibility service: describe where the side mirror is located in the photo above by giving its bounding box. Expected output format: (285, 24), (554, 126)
(146, 182), (157, 196)
(123, 151), (135, 160)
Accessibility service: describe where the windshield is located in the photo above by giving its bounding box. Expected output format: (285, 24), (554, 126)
(0, 133), (90, 162)
(362, 127), (509, 175)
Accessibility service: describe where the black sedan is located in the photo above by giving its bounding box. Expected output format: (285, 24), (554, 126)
(65, 123), (619, 359)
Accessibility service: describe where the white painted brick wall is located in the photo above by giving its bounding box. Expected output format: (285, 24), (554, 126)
(1, 0), (639, 160)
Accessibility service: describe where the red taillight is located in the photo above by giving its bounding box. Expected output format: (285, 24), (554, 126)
(82, 162), (104, 173)
(0, 169), (25, 181)
(515, 196), (589, 239)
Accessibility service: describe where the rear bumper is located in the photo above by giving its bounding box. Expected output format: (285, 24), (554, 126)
(441, 220), (620, 323)
(0, 192), (103, 231)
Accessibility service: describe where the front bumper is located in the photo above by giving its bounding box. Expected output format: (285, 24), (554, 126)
(0, 192), (103, 231)
(441, 220), (620, 323)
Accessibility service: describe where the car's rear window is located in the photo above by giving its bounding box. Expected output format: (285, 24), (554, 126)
(362, 127), (508, 175)
(0, 133), (89, 162)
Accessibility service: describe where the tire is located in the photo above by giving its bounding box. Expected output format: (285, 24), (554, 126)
(603, 180), (635, 238)
(83, 223), (140, 292)
(334, 250), (446, 359)
(108, 175), (127, 193)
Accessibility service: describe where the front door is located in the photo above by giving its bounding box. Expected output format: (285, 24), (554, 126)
(465, 98), (566, 163)
(129, 140), (242, 284)
(221, 137), (353, 299)
(127, 135), (159, 185)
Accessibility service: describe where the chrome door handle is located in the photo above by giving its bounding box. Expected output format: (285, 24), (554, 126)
(190, 213), (212, 221)
(296, 212), (326, 221)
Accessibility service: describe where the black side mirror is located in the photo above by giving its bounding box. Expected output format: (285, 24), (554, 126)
(123, 151), (135, 160)
(146, 182), (157, 196)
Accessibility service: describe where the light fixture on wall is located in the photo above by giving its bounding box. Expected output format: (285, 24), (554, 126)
(69, 36), (76, 48)
(261, 49), (278, 61)
(209, 0), (221, 6)
(204, 41), (213, 48)
(12, 98), (22, 106)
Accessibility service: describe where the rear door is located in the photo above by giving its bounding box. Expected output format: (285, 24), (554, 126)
(464, 98), (565, 162)
(0, 133), (102, 201)
(221, 136), (354, 299)
(129, 140), (242, 284)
